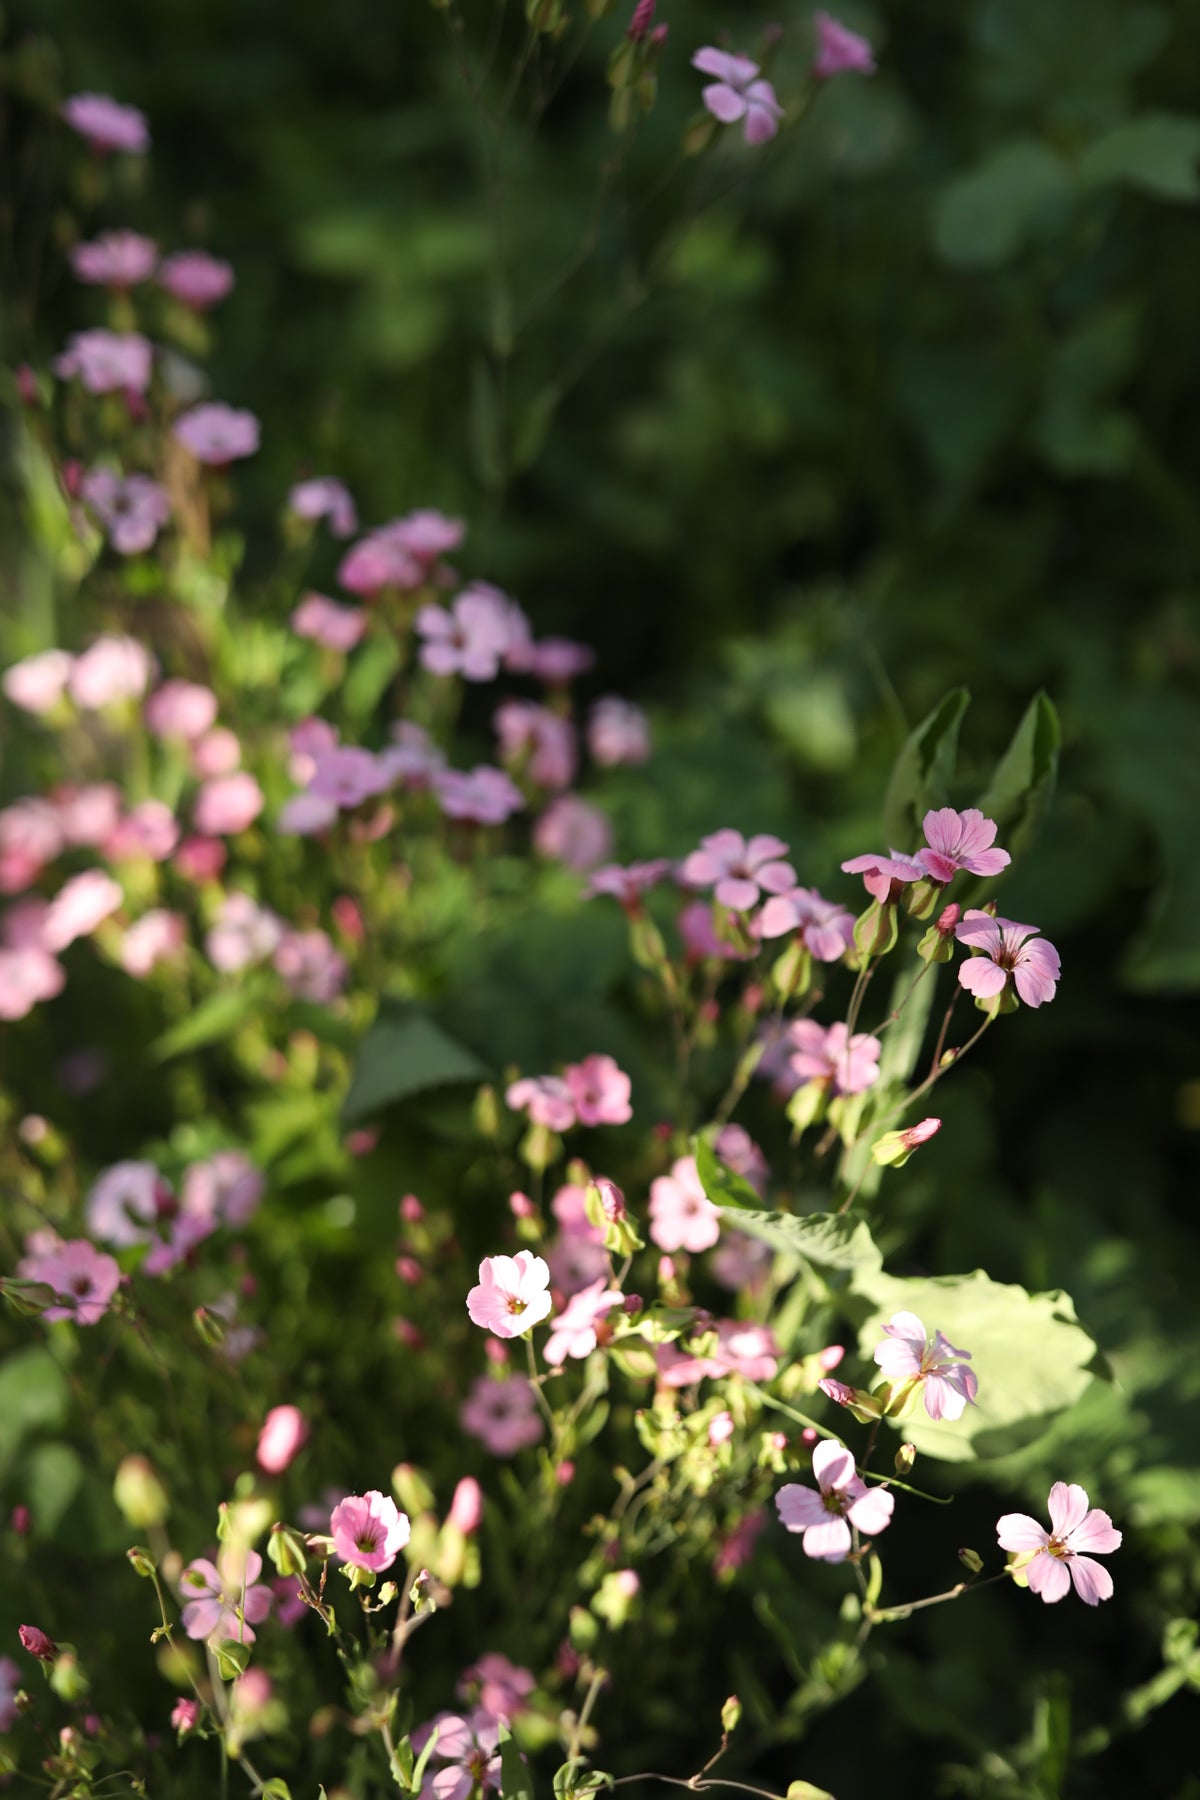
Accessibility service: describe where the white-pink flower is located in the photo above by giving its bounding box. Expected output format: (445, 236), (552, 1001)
(648, 1155), (720, 1253)
(588, 696), (650, 767)
(180, 1550), (273, 1642)
(145, 679), (218, 741)
(119, 909), (187, 978)
(955, 910), (1060, 1008)
(86, 1159), (170, 1247)
(872, 1311), (978, 1421)
(173, 403), (260, 465)
(775, 1440), (894, 1561)
(996, 1483), (1121, 1605)
(563, 1053), (632, 1126)
(543, 1278), (622, 1367)
(466, 1252), (553, 1339)
(42, 870), (123, 951)
(256, 1405), (308, 1475)
(54, 330), (152, 396)
(68, 635), (154, 709)
(194, 772), (263, 838)
(18, 1238), (121, 1325)
(3, 649), (74, 715)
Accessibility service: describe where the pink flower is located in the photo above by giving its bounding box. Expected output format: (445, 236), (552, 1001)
(414, 1709), (502, 1800)
(775, 1440), (894, 1562)
(180, 1551), (273, 1642)
(104, 799), (180, 862)
(0, 939), (63, 1017)
(388, 508), (466, 565)
(277, 792), (338, 836)
(158, 251), (235, 310)
(758, 885), (855, 960)
(86, 1160), (170, 1247)
(192, 727), (241, 778)
(460, 1373), (544, 1455)
(677, 899), (752, 963)
(533, 796), (613, 871)
(563, 1053), (632, 1126)
(194, 772), (264, 837)
(42, 870), (123, 951)
(955, 910), (1060, 1008)
(918, 808), (1010, 884)
(292, 592), (367, 651)
(145, 680), (218, 741)
(586, 859), (672, 906)
(713, 1508), (766, 1576)
(527, 637), (595, 683)
(181, 1151), (264, 1228)
(682, 830), (795, 912)
(551, 1183), (603, 1243)
(18, 1624), (57, 1662)
(256, 1405), (309, 1475)
(330, 1490), (411, 1572)
(713, 1122), (769, 1193)
(841, 848), (926, 905)
(467, 1252), (553, 1338)
(53, 783), (121, 847)
(812, 12), (876, 80)
(379, 720), (445, 791)
(205, 893), (283, 972)
(0, 1656), (21, 1732)
(337, 532), (422, 595)
(18, 1239), (121, 1325)
(649, 1155), (721, 1253)
(458, 1654), (535, 1723)
(996, 1483), (1122, 1605)
(692, 48), (784, 144)
(175, 835), (227, 882)
(3, 649), (74, 715)
(710, 1229), (772, 1294)
(68, 634), (154, 708)
(61, 93), (149, 153)
(435, 766), (525, 826)
(872, 1311), (978, 1421)
(119, 909), (187, 977)
(448, 1477), (485, 1535)
(0, 799), (62, 892)
(308, 745), (390, 809)
(141, 1211), (216, 1276)
(172, 1696), (201, 1733)
(273, 928), (348, 1003)
(547, 1233), (611, 1296)
(69, 231), (158, 289)
(494, 701), (577, 790)
(173, 403), (261, 465)
(788, 1019), (881, 1096)
(417, 585), (528, 682)
(544, 1279), (622, 1366)
(710, 1319), (779, 1382)
(288, 478), (357, 537)
(54, 330), (152, 395)
(588, 696), (651, 767)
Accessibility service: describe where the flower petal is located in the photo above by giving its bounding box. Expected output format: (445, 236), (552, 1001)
(801, 1517), (852, 1562)
(775, 1483), (827, 1532)
(1025, 1550), (1071, 1603)
(1068, 1555), (1114, 1605)
(1047, 1482), (1090, 1538)
(996, 1512), (1049, 1553)
(847, 1485), (894, 1537)
(811, 1438), (854, 1491)
(1066, 1509), (1122, 1555)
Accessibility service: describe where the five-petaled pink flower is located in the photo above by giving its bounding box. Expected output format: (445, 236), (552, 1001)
(758, 885), (855, 960)
(158, 251), (235, 311)
(18, 1239), (121, 1325)
(543, 1279), (622, 1366)
(417, 586), (528, 682)
(917, 809), (1010, 884)
(563, 1053), (632, 1126)
(841, 848), (924, 906)
(682, 829), (795, 912)
(955, 910), (1060, 1008)
(692, 48), (784, 144)
(180, 1550), (273, 1642)
(330, 1490), (411, 1572)
(467, 1252), (553, 1339)
(649, 1155), (721, 1253)
(996, 1483), (1122, 1605)
(872, 1310), (978, 1421)
(775, 1440), (894, 1561)
(412, 1709), (502, 1800)
(788, 1019), (881, 1095)
(460, 1373), (544, 1456)
(173, 403), (261, 465)
(812, 12), (876, 80)
(506, 1074), (576, 1132)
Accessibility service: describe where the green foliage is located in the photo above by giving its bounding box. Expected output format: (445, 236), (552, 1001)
(342, 1001), (490, 1126)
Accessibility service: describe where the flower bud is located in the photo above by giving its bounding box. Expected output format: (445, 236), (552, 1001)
(818, 1378), (883, 1425)
(1, 1278), (59, 1318)
(114, 1455), (170, 1528)
(958, 1547), (984, 1574)
(721, 1695), (742, 1735)
(257, 1405), (309, 1476)
(266, 1523), (309, 1578)
(870, 1117), (942, 1169)
(193, 1305), (227, 1347)
(126, 1546), (157, 1578)
(894, 1443), (916, 1476)
(172, 1697), (200, 1734)
(19, 1624), (57, 1662)
(447, 1477), (484, 1536)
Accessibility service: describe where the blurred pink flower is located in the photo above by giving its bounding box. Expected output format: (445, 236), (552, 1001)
(776, 1440), (894, 1561)
(0, 799), (62, 892)
(533, 795), (613, 871)
(379, 720), (445, 791)
(714, 1122), (769, 1193)
(649, 1155), (720, 1253)
(546, 1233), (611, 1296)
(54, 330), (152, 395)
(758, 885), (855, 961)
(43, 870), (123, 951)
(507, 1075), (576, 1131)
(288, 477), (357, 537)
(3, 649), (74, 715)
(191, 727), (242, 778)
(0, 1656), (21, 1731)
(386, 508), (465, 565)
(458, 1653), (535, 1723)
(682, 829), (795, 912)
(158, 250), (234, 310)
(173, 403), (261, 465)
(841, 848), (925, 905)
(460, 1373), (544, 1456)
(119, 909), (186, 977)
(18, 1238), (121, 1324)
(145, 680), (218, 741)
(586, 859), (672, 906)
(955, 910), (1060, 1008)
(710, 1228), (772, 1293)
(277, 792), (338, 836)
(435, 766), (525, 825)
(467, 1252), (553, 1339)
(551, 1183), (604, 1243)
(873, 1311), (978, 1421)
(205, 893), (283, 972)
(710, 1319), (779, 1381)
(172, 1696), (201, 1732)
(448, 1477), (485, 1535)
(544, 1278), (622, 1366)
(141, 1211), (216, 1276)
(330, 1491), (411, 1572)
(307, 746), (390, 809)
(174, 835), (227, 882)
(195, 772), (263, 837)
(588, 696), (651, 767)
(564, 1053), (632, 1126)
(494, 701), (577, 790)
(273, 927), (348, 1002)
(527, 637), (595, 683)
(337, 532), (421, 595)
(257, 1405), (309, 1475)
(918, 808), (1010, 884)
(69, 231), (158, 288)
(54, 783), (121, 847)
(86, 1160), (170, 1247)
(692, 48), (783, 144)
(713, 1507), (766, 1576)
(788, 1019), (881, 1095)
(677, 899), (751, 963)
(68, 634), (154, 708)
(104, 798), (180, 862)
(413, 1709), (502, 1800)
(0, 942), (65, 1019)
(61, 92), (149, 153)
(181, 1150), (264, 1228)
(997, 1483), (1121, 1605)
(812, 12), (876, 80)
(180, 1551), (273, 1642)
(292, 592), (367, 651)
(417, 585), (528, 682)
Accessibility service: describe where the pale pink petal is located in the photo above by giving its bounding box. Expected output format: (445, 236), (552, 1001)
(958, 957), (1008, 998)
(995, 1512), (1049, 1553)
(1025, 1551), (1071, 1603)
(1066, 1510), (1122, 1556)
(1067, 1555), (1114, 1605)
(775, 1483), (827, 1532)
(702, 82), (749, 124)
(1047, 1482), (1091, 1538)
(846, 1486), (894, 1537)
(802, 1517), (852, 1562)
(812, 1439), (854, 1490)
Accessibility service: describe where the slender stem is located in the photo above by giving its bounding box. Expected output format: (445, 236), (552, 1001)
(525, 1333), (558, 1435)
(866, 1569), (1007, 1624)
(612, 1776), (790, 1800)
(568, 1664), (608, 1761)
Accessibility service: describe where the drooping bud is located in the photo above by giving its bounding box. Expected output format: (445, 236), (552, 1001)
(870, 1117), (942, 1168)
(19, 1624), (57, 1662)
(958, 1547), (984, 1574)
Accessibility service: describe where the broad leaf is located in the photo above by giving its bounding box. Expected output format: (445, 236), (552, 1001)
(1080, 112), (1200, 201)
(976, 691), (1061, 861)
(934, 140), (1072, 267)
(342, 1000), (489, 1126)
(499, 1723), (534, 1800)
(695, 1137), (762, 1211)
(719, 1208), (882, 1277)
(882, 687), (969, 849)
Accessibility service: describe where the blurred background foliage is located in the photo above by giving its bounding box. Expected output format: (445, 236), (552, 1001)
(3, 0), (1200, 1794)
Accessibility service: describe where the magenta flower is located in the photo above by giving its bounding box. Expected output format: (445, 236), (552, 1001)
(54, 330), (153, 396)
(872, 1311), (978, 1421)
(692, 48), (784, 144)
(917, 808), (1010, 884)
(330, 1490), (411, 1573)
(413, 1710), (502, 1800)
(563, 1053), (633, 1126)
(682, 829), (795, 912)
(3, 649), (74, 716)
(180, 1550), (273, 1642)
(0, 1656), (20, 1732)
(544, 1279), (622, 1367)
(460, 1373), (544, 1456)
(758, 885), (855, 960)
(996, 1483), (1122, 1605)
(458, 1654), (535, 1724)
(955, 909), (1060, 1008)
(788, 1019), (881, 1096)
(588, 696), (651, 767)
(417, 586), (526, 682)
(61, 93), (149, 154)
(69, 634), (154, 708)
(649, 1155), (721, 1253)
(273, 928), (348, 1003)
(292, 592), (368, 652)
(533, 796), (613, 872)
(586, 859), (672, 906)
(70, 230), (158, 289)
(840, 848), (924, 906)
(18, 1624), (56, 1662)
(435, 766), (525, 826)
(812, 12), (876, 80)
(173, 403), (260, 465)
(775, 1440), (894, 1561)
(494, 701), (578, 790)
(287, 477), (357, 537)
(158, 250), (235, 311)
(506, 1075), (576, 1132)
(18, 1239), (121, 1325)
(467, 1252), (553, 1339)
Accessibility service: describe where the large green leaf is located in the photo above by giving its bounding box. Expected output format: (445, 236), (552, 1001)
(151, 989), (255, 1062)
(976, 691), (1061, 860)
(0, 1347), (70, 1476)
(881, 688), (969, 849)
(933, 141), (1072, 268)
(850, 1268), (1101, 1463)
(694, 1137), (763, 1212)
(718, 1207), (882, 1278)
(342, 1000), (489, 1126)
(1080, 113), (1200, 200)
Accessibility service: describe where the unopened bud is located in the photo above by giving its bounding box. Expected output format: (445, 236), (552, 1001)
(266, 1524), (308, 1578)
(721, 1694), (742, 1735)
(870, 1117), (942, 1169)
(958, 1547), (984, 1574)
(193, 1305), (227, 1347)
(894, 1443), (916, 1476)
(447, 1477), (484, 1536)
(19, 1624), (57, 1662)
(126, 1546), (157, 1578)
(114, 1455), (170, 1528)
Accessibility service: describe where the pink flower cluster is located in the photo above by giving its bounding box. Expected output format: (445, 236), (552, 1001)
(506, 1054), (633, 1132)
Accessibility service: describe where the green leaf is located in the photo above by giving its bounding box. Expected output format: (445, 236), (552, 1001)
(851, 1268), (1101, 1463)
(0, 1348), (70, 1475)
(718, 1208), (882, 1277)
(261, 1782), (293, 1800)
(933, 140), (1072, 268)
(343, 634), (402, 724)
(150, 989), (254, 1062)
(342, 1000), (490, 1126)
(499, 1723), (534, 1800)
(695, 1136), (762, 1211)
(881, 687), (970, 848)
(1080, 112), (1200, 200)
(410, 1724), (441, 1796)
(976, 692), (1061, 860)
